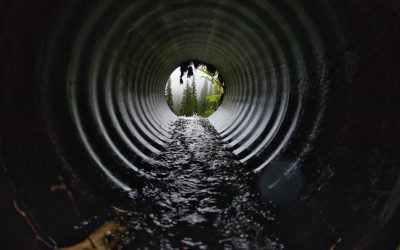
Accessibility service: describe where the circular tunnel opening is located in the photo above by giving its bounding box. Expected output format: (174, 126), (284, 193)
(165, 62), (225, 117)
(1, 0), (400, 249)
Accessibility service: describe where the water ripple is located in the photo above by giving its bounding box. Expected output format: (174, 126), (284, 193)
(116, 117), (284, 249)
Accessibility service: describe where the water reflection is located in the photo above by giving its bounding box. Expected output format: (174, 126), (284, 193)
(115, 117), (284, 249)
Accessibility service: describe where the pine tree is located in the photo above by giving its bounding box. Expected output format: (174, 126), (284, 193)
(165, 78), (173, 111)
(191, 74), (198, 115)
(180, 79), (193, 116)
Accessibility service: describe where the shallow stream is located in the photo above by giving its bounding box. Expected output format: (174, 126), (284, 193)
(112, 117), (283, 249)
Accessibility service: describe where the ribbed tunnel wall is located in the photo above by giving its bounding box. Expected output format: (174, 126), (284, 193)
(1, 0), (400, 249)
(67, 0), (325, 188)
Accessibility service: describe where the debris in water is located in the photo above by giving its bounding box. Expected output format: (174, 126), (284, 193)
(60, 221), (127, 250)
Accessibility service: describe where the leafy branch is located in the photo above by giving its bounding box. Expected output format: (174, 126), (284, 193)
(198, 67), (224, 116)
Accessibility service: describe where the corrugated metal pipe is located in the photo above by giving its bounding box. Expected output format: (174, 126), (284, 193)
(1, 0), (399, 249)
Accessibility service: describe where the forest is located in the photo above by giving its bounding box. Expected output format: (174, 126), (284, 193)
(165, 63), (224, 117)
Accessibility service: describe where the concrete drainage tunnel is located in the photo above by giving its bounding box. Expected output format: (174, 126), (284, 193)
(1, 0), (400, 249)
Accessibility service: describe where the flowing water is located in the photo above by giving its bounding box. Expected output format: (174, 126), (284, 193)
(113, 117), (283, 249)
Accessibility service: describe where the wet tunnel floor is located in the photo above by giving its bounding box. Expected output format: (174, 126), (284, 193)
(113, 117), (284, 249)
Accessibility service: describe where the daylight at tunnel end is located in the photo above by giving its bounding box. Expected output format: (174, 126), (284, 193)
(1, 0), (400, 249)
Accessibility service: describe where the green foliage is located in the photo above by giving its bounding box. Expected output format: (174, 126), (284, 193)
(191, 74), (198, 114)
(203, 109), (215, 117)
(206, 94), (220, 104)
(198, 67), (224, 117)
(172, 64), (224, 117)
